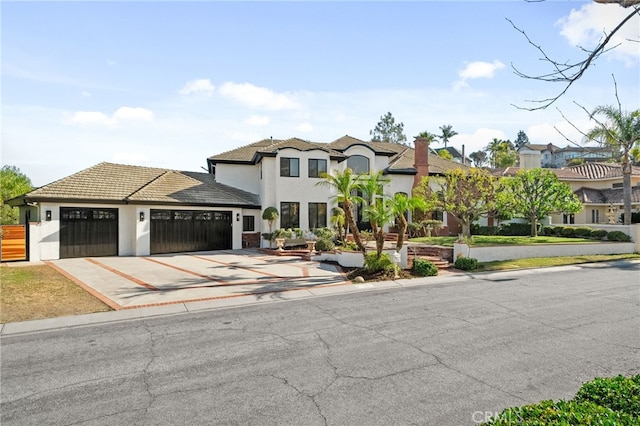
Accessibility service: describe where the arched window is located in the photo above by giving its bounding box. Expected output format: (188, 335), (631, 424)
(347, 155), (369, 174)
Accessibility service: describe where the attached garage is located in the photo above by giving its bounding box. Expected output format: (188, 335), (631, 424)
(150, 209), (232, 254)
(60, 207), (118, 258)
(8, 163), (261, 261)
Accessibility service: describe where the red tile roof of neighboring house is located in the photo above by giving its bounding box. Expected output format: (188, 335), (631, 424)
(565, 162), (640, 179)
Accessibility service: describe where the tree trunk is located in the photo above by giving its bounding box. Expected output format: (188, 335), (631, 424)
(531, 217), (538, 237)
(375, 230), (385, 258)
(344, 202), (366, 254)
(622, 164), (632, 225)
(461, 220), (471, 238)
(396, 215), (408, 252)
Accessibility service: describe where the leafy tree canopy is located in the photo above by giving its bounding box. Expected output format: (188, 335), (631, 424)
(370, 112), (407, 144)
(1, 165), (33, 225)
(415, 168), (501, 238)
(514, 130), (530, 149)
(498, 169), (582, 237)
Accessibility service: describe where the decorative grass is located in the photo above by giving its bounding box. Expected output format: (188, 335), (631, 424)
(1, 264), (112, 323)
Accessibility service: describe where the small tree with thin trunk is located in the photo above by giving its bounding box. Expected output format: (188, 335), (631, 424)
(262, 207), (279, 248)
(390, 193), (427, 252)
(498, 169), (582, 237)
(415, 168), (501, 238)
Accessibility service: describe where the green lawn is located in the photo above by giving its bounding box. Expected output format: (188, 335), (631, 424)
(410, 235), (597, 247)
(478, 254), (640, 271)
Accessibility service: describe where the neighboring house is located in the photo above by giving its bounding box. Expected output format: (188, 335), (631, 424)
(8, 136), (468, 260)
(8, 163), (261, 261)
(499, 152), (640, 225)
(518, 143), (614, 168)
(433, 146), (472, 165)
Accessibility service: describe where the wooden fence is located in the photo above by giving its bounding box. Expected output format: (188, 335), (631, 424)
(1, 225), (27, 262)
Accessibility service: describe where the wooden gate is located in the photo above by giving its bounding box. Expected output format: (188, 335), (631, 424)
(1, 225), (27, 262)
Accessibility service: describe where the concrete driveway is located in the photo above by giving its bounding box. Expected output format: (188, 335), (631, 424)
(47, 249), (350, 309)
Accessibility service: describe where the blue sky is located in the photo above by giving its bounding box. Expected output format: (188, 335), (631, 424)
(3, 1), (639, 186)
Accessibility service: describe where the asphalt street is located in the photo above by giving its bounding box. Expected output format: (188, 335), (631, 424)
(2, 261), (639, 425)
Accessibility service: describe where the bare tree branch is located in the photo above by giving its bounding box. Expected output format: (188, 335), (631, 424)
(508, 6), (639, 110)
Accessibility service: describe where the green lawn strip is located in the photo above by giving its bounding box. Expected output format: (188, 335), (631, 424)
(411, 236), (600, 247)
(477, 254), (640, 272)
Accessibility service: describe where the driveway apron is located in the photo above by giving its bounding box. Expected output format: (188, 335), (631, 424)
(47, 249), (350, 309)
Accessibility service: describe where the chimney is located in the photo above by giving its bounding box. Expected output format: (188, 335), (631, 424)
(413, 137), (430, 188)
(462, 144), (466, 165)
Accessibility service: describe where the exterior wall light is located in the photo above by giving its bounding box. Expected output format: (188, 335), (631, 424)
(139, 211), (145, 222)
(236, 213), (240, 222)
(45, 210), (52, 221)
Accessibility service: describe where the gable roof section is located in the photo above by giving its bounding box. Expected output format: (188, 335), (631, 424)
(209, 137), (345, 165)
(11, 162), (260, 208)
(565, 162), (640, 180)
(574, 186), (640, 205)
(328, 135), (400, 156)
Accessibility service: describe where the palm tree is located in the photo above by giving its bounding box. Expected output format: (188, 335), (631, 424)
(362, 197), (394, 258)
(357, 171), (390, 238)
(486, 138), (506, 168)
(417, 131), (438, 143)
(439, 124), (458, 148)
(389, 193), (427, 252)
(330, 206), (346, 242)
(586, 105), (640, 225)
(316, 168), (366, 254)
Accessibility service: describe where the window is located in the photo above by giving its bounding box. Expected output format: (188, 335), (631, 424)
(308, 159), (327, 178)
(591, 209), (600, 224)
(432, 209), (444, 221)
(612, 183), (623, 188)
(243, 215), (255, 231)
(563, 213), (575, 224)
(308, 203), (327, 229)
(347, 155), (369, 174)
(280, 157), (299, 177)
(280, 202), (300, 229)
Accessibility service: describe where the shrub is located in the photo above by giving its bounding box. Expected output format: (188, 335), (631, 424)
(542, 226), (555, 236)
(454, 256), (478, 271)
(482, 400), (635, 425)
(575, 375), (640, 417)
(590, 229), (608, 240)
(314, 238), (335, 252)
(561, 226), (576, 237)
(472, 226), (499, 236)
(553, 226), (566, 236)
(412, 258), (438, 277)
(620, 212), (640, 224)
(499, 223), (531, 236)
(364, 252), (394, 273)
(607, 230), (632, 242)
(574, 226), (593, 238)
(312, 227), (335, 240)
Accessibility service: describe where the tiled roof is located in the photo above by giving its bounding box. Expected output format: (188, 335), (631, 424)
(564, 162), (640, 180)
(209, 135), (467, 175)
(13, 162), (260, 207)
(574, 185), (640, 204)
(209, 137), (345, 163)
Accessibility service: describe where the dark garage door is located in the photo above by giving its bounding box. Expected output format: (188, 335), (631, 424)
(150, 210), (232, 254)
(60, 207), (118, 259)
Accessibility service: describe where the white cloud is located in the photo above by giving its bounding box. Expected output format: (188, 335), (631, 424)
(81, 91), (91, 97)
(454, 128), (507, 154)
(454, 60), (505, 90)
(296, 123), (313, 132)
(113, 106), (154, 122)
(67, 107), (154, 127)
(557, 3), (640, 64)
(527, 118), (593, 146)
(219, 82), (300, 110)
(179, 78), (215, 96)
(69, 111), (113, 126)
(459, 60), (505, 80)
(245, 115), (270, 126)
